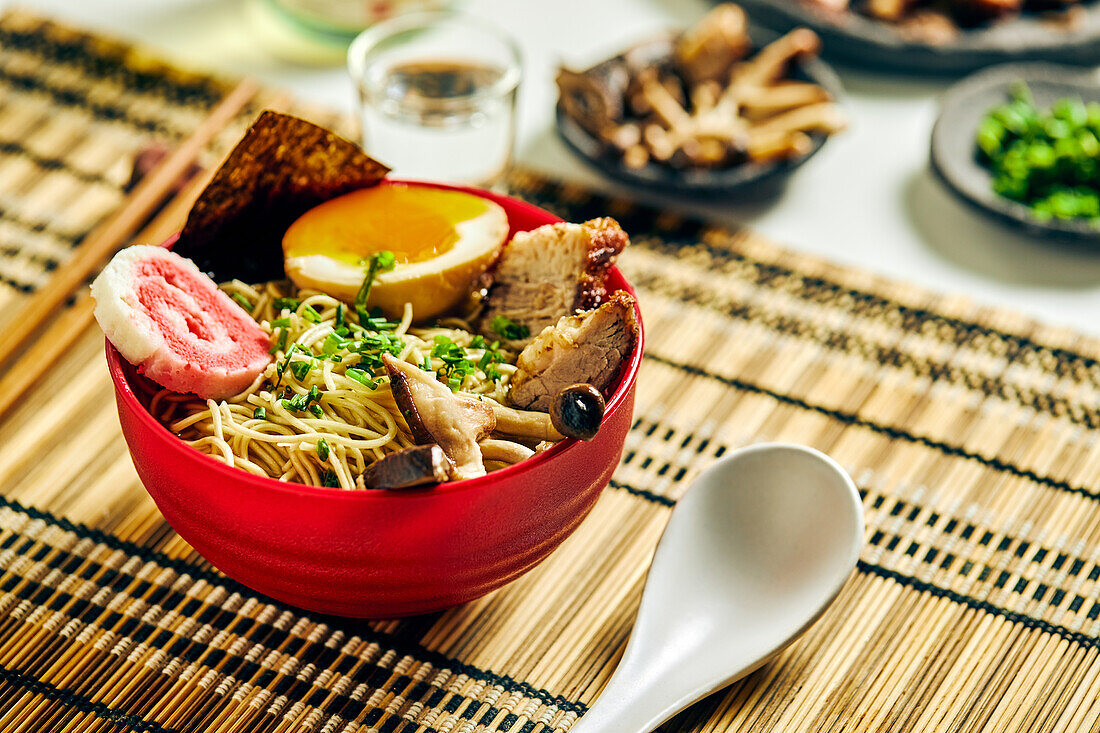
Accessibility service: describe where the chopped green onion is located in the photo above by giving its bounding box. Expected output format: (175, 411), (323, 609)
(490, 315), (530, 341)
(273, 344), (299, 390)
(316, 438), (330, 461)
(421, 355), (433, 372)
(290, 360), (311, 381)
(321, 469), (340, 488)
(354, 251), (398, 315)
(335, 304), (345, 329)
(252, 407), (266, 420)
(274, 297), (300, 312)
(322, 333), (349, 355)
(345, 368), (379, 388)
(269, 328), (288, 354)
(231, 293), (252, 310)
(271, 317), (290, 328)
(309, 404), (324, 418)
(301, 305), (322, 324)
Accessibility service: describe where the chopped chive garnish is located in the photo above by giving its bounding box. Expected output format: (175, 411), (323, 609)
(273, 344), (298, 390)
(316, 438), (330, 461)
(290, 360), (311, 381)
(271, 317), (290, 328)
(274, 297), (300, 312)
(309, 404), (324, 418)
(447, 374), (462, 391)
(345, 368), (370, 385)
(321, 333), (349, 355)
(321, 469), (340, 488)
(231, 293), (252, 310)
(421, 356), (433, 372)
(469, 335), (486, 349)
(354, 251), (397, 315)
(485, 364), (503, 382)
(301, 305), (322, 324)
(335, 304), (345, 329)
(269, 328), (288, 354)
(330, 354), (343, 363)
(490, 315), (529, 341)
(252, 407), (266, 420)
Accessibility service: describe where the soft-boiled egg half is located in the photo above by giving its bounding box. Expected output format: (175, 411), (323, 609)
(282, 183), (509, 319)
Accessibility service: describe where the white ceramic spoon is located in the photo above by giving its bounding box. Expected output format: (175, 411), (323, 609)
(570, 443), (864, 733)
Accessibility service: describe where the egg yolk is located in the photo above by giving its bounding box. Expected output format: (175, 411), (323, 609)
(283, 184), (491, 266)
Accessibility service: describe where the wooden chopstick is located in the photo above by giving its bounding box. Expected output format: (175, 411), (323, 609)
(0, 77), (259, 372)
(0, 79), (259, 422)
(0, 164), (219, 420)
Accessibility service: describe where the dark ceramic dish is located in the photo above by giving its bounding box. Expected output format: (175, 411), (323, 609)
(554, 31), (844, 199)
(738, 0), (1100, 74)
(930, 63), (1100, 241)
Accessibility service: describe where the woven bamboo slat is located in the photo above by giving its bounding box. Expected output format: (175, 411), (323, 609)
(4, 9), (1100, 733)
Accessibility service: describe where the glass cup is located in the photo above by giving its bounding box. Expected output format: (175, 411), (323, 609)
(348, 12), (522, 188)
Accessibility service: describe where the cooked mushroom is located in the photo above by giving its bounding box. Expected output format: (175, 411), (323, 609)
(382, 353), (495, 480)
(674, 3), (751, 84)
(550, 384), (606, 442)
(731, 29), (822, 88)
(477, 400), (564, 442)
(746, 129), (814, 163)
(463, 385), (606, 443)
(358, 444), (454, 490)
(739, 82), (833, 120)
(478, 439), (536, 464)
(748, 102), (847, 138)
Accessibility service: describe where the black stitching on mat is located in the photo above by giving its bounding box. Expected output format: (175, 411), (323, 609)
(645, 353), (1100, 501)
(0, 65), (177, 134)
(0, 496), (588, 716)
(0, 139), (115, 187)
(855, 560), (1100, 647)
(629, 268), (1100, 431)
(0, 25), (224, 106)
(0, 664), (178, 732)
(601, 482), (1100, 649)
(2, 571), (458, 732)
(607, 479), (674, 507)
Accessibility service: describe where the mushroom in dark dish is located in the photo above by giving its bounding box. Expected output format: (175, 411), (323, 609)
(383, 353), (495, 479)
(358, 444), (454, 490)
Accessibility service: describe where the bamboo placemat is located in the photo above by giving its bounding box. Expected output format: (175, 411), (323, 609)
(4, 9), (1100, 732)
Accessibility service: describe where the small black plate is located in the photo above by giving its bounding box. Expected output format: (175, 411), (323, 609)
(930, 63), (1100, 241)
(738, 0), (1100, 74)
(554, 31), (844, 199)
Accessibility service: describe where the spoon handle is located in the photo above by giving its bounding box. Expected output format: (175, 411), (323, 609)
(568, 672), (672, 733)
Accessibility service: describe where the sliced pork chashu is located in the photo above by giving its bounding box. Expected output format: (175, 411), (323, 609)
(479, 217), (629, 350)
(510, 292), (639, 411)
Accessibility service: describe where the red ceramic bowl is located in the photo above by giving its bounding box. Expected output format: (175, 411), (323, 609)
(105, 182), (643, 618)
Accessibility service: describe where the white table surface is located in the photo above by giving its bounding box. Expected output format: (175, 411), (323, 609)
(15, 0), (1100, 336)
